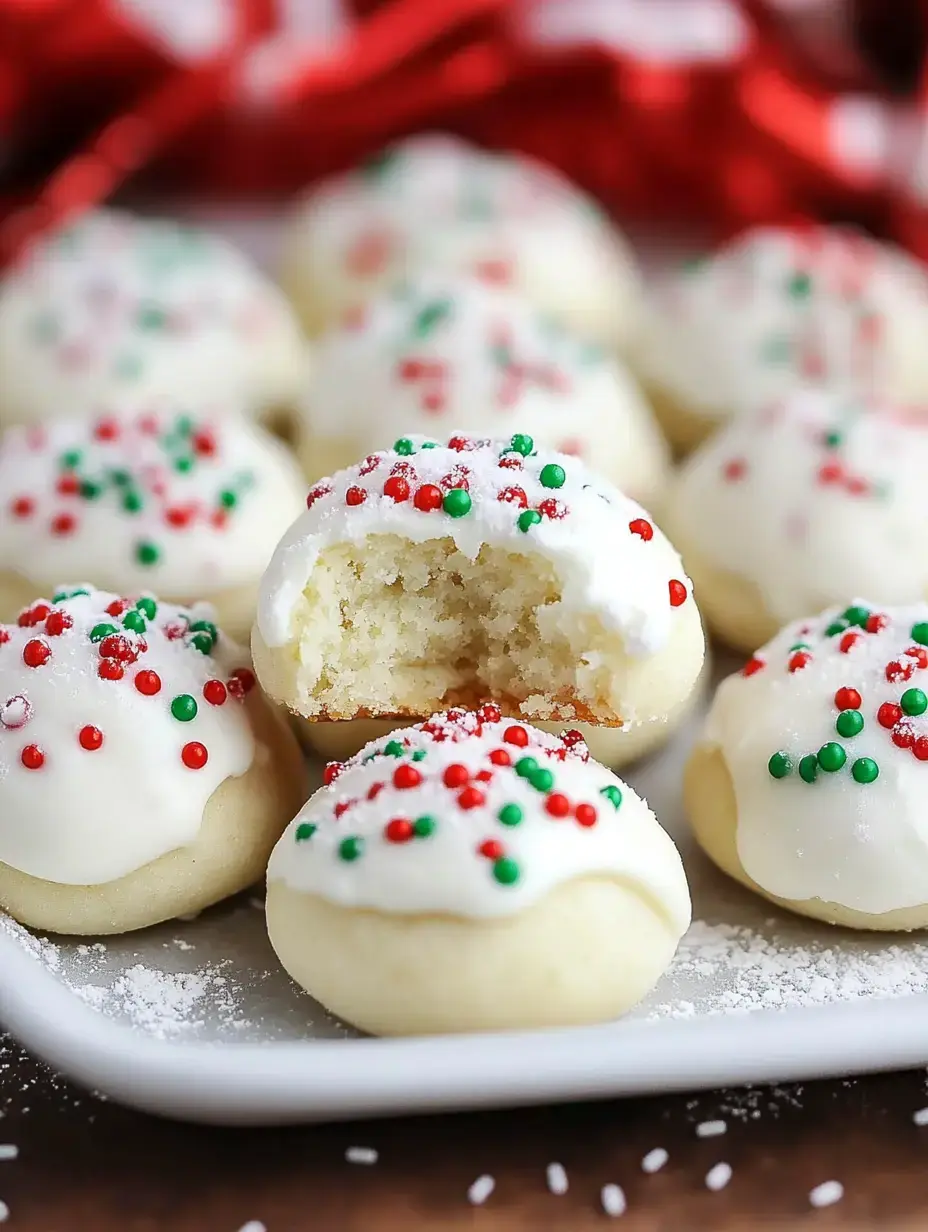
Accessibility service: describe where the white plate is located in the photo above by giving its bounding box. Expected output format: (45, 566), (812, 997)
(4, 655), (928, 1126)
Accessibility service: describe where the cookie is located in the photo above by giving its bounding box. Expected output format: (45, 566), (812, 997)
(0, 209), (307, 429)
(252, 433), (705, 739)
(280, 133), (641, 351)
(296, 275), (669, 509)
(685, 602), (928, 929)
(0, 407), (306, 641)
(0, 586), (305, 934)
(636, 226), (928, 452)
(266, 709), (690, 1034)
(663, 388), (928, 653)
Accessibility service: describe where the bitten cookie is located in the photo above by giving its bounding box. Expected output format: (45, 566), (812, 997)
(663, 389), (928, 653)
(0, 586), (305, 935)
(0, 407), (306, 640)
(267, 708), (691, 1035)
(685, 602), (928, 930)
(280, 133), (641, 351)
(0, 209), (307, 428)
(296, 275), (669, 509)
(253, 433), (705, 750)
(636, 226), (928, 452)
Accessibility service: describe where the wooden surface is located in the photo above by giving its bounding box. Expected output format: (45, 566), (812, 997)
(2, 1033), (928, 1229)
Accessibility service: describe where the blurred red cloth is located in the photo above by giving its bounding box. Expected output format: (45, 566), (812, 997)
(1, 0), (927, 263)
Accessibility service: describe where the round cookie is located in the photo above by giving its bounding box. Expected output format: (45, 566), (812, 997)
(663, 388), (928, 653)
(0, 407), (306, 640)
(253, 432), (705, 748)
(0, 586), (305, 935)
(296, 275), (669, 510)
(266, 708), (691, 1035)
(0, 209), (307, 429)
(280, 133), (641, 352)
(686, 602), (928, 929)
(636, 225), (928, 453)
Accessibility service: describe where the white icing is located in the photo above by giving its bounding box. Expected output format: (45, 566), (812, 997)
(0, 407), (305, 596)
(704, 602), (928, 914)
(0, 209), (307, 425)
(268, 709), (691, 924)
(256, 433), (693, 655)
(0, 586), (257, 885)
(301, 275), (668, 500)
(668, 388), (928, 623)
(284, 133), (641, 349)
(637, 226), (928, 420)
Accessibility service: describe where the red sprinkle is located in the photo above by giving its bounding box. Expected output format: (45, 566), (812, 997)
(345, 486), (367, 507)
(44, 611), (72, 637)
(166, 505), (195, 529)
(742, 657), (765, 677)
(79, 725), (104, 751)
(788, 651), (812, 672)
(10, 496), (34, 518)
(839, 632), (862, 653)
(18, 603), (51, 628)
(629, 518), (654, 541)
(478, 839), (505, 860)
(478, 703), (501, 723)
(723, 458), (747, 482)
(367, 782), (384, 801)
(100, 634), (137, 663)
(893, 722), (915, 749)
(182, 741), (209, 770)
(22, 639), (51, 668)
(834, 687), (862, 711)
(448, 435), (471, 452)
(227, 668), (256, 698)
(878, 702), (902, 728)
(818, 462), (843, 484)
(538, 498), (567, 519)
(358, 454), (382, 476)
(20, 744), (44, 770)
(385, 818), (414, 843)
(203, 680), (227, 706)
(475, 769), (494, 783)
(135, 669), (162, 696)
(306, 483), (333, 510)
(413, 483), (443, 512)
(383, 475), (410, 502)
(906, 646), (928, 669)
(443, 764), (470, 788)
(915, 737), (928, 762)
(98, 659), (124, 681)
(106, 599), (129, 617)
(886, 659), (916, 683)
(865, 613), (889, 634)
(545, 793), (571, 818)
(393, 764), (422, 790)
(191, 429), (216, 456)
(498, 455), (523, 470)
(668, 580), (687, 607)
(458, 786), (485, 810)
(50, 512), (77, 536)
(503, 725), (529, 747)
(56, 474), (79, 496)
(489, 748), (511, 766)
(334, 800), (353, 818)
(575, 803), (598, 827)
(323, 762), (344, 786)
(498, 486), (528, 508)
(94, 417), (119, 442)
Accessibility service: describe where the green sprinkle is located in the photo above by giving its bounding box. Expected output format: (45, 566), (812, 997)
(530, 767), (554, 793)
(383, 740), (405, 757)
(189, 632), (213, 655)
(787, 271), (812, 298)
(135, 597), (157, 620)
(539, 463), (566, 489)
(175, 415), (194, 436)
(80, 479), (102, 500)
(421, 441), (438, 450)
(518, 509), (542, 533)
(89, 622), (117, 642)
(174, 456), (193, 473)
(911, 622), (928, 646)
(338, 836), (364, 862)
(114, 353), (143, 380)
(799, 754), (819, 783)
(295, 822), (316, 842)
(852, 757), (880, 784)
(492, 857), (520, 886)
(411, 749), (427, 762)
(789, 642), (810, 652)
(52, 590), (69, 603)
(219, 490), (237, 510)
(137, 303), (167, 330)
(817, 742), (847, 772)
(498, 803), (523, 827)
(122, 609), (147, 635)
(60, 450), (82, 470)
(515, 756), (539, 779)
(825, 620), (849, 637)
(413, 815), (436, 838)
(902, 688), (928, 717)
(600, 784), (622, 809)
(842, 605), (870, 628)
(509, 434), (534, 456)
(171, 694), (198, 722)
(835, 709), (864, 738)
(393, 438), (415, 456)
(413, 299), (451, 337)
(823, 429), (843, 449)
(135, 541), (160, 567)
(189, 619), (218, 643)
(121, 489), (143, 514)
(442, 488), (472, 518)
(767, 751), (793, 779)
(109, 468), (132, 487)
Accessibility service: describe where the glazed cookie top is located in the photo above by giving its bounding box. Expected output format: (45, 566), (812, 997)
(0, 586), (258, 886)
(0, 408), (306, 596)
(704, 602), (928, 914)
(284, 133), (640, 349)
(303, 276), (668, 498)
(256, 432), (694, 655)
(268, 706), (691, 923)
(638, 226), (928, 420)
(666, 388), (928, 623)
(0, 209), (307, 424)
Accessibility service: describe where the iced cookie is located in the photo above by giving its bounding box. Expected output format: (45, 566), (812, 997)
(637, 226), (928, 452)
(0, 586), (305, 934)
(253, 433), (705, 764)
(686, 602), (928, 929)
(0, 407), (306, 640)
(280, 133), (641, 351)
(0, 209), (307, 429)
(296, 275), (669, 509)
(663, 388), (928, 653)
(267, 709), (690, 1035)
